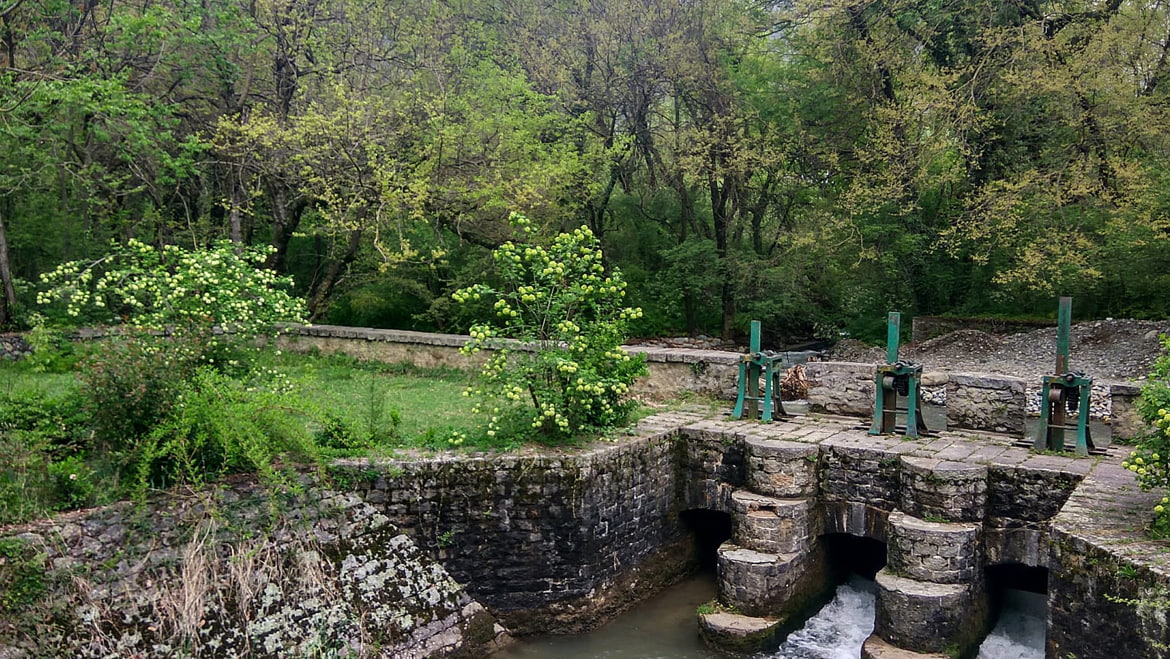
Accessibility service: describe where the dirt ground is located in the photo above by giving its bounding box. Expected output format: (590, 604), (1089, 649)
(828, 319), (1170, 384)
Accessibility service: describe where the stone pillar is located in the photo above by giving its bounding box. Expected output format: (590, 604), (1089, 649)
(899, 457), (987, 523)
(874, 511), (991, 657)
(886, 511), (981, 584)
(716, 543), (828, 618)
(945, 373), (1027, 435)
(730, 490), (816, 555)
(1110, 383), (1146, 442)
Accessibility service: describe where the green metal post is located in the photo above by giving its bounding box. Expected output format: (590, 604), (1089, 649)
(1056, 296), (1071, 374)
(886, 312), (901, 364)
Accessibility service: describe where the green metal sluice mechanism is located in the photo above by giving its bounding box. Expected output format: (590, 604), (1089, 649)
(869, 312), (930, 438)
(1034, 297), (1097, 456)
(731, 320), (787, 422)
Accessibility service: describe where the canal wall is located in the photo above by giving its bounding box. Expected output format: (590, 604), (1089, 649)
(4, 412), (1169, 657)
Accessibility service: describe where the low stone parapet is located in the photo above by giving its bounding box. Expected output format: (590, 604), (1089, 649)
(804, 361), (874, 417)
(946, 372), (1026, 435)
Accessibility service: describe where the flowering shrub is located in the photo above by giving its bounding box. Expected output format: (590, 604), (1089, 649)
(1125, 333), (1170, 536)
(30, 240), (315, 495)
(35, 239), (305, 334)
(454, 214), (646, 440)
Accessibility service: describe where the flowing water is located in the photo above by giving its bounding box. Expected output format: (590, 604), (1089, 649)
(495, 574), (1046, 659)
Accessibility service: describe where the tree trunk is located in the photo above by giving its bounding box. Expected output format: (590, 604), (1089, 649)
(307, 228), (362, 319)
(0, 206), (17, 327)
(265, 181), (305, 271)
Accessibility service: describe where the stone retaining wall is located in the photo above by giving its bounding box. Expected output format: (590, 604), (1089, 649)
(331, 411), (707, 635)
(0, 484), (509, 658)
(0, 333), (30, 360)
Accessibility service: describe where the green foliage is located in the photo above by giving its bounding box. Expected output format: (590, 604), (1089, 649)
(35, 239), (305, 334)
(1126, 333), (1170, 536)
(134, 367), (320, 494)
(77, 332), (209, 451)
(0, 538), (47, 615)
(47, 456), (96, 510)
(22, 324), (82, 374)
(454, 215), (646, 440)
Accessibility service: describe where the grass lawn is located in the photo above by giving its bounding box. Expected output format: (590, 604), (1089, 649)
(0, 349), (483, 525)
(273, 351), (482, 451)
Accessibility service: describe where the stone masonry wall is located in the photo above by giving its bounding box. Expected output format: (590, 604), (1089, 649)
(0, 484), (508, 658)
(804, 361), (875, 417)
(945, 373), (1026, 435)
(333, 412), (706, 635)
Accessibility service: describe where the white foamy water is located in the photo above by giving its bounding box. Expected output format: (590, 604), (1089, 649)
(977, 590), (1046, 659)
(763, 577), (877, 659)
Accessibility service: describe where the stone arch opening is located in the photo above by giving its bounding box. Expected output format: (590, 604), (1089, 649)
(823, 533), (887, 581)
(680, 509), (732, 570)
(986, 562), (1048, 596)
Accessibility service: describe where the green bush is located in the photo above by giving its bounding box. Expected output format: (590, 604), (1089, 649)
(454, 214), (647, 441)
(78, 332), (206, 451)
(1125, 333), (1170, 536)
(134, 367), (320, 493)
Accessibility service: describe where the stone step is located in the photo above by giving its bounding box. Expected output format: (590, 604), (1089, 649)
(729, 490), (816, 555)
(698, 611), (783, 654)
(862, 634), (948, 659)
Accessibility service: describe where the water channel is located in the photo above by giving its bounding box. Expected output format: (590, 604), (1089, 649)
(494, 572), (1046, 659)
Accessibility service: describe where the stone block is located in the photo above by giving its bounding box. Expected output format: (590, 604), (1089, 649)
(945, 372), (1027, 435)
(1110, 382), (1147, 442)
(698, 612), (784, 654)
(730, 490), (817, 554)
(874, 569), (990, 656)
(899, 457), (987, 522)
(744, 437), (820, 498)
(861, 635), (948, 659)
(886, 511), (982, 584)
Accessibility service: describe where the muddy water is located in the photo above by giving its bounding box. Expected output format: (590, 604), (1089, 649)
(493, 573), (723, 659)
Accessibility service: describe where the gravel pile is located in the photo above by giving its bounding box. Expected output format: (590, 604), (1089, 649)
(827, 319), (1168, 420)
(904, 318), (1169, 383)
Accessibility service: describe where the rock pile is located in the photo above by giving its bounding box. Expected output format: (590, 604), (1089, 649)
(0, 333), (31, 360)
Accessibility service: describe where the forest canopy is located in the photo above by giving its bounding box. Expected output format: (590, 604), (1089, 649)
(3, 0), (1169, 342)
